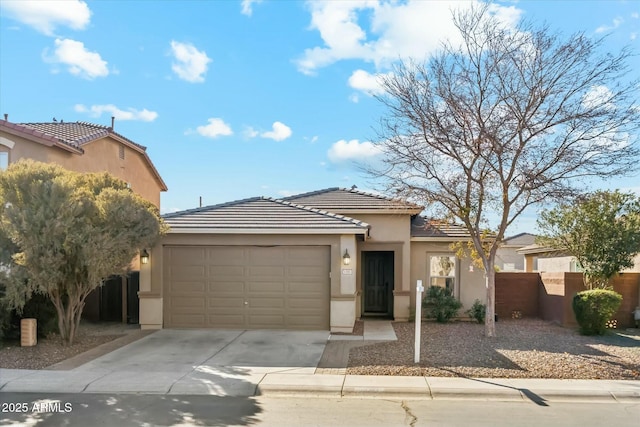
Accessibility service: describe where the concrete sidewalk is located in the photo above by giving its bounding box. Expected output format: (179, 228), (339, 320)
(1, 322), (638, 403)
(1, 366), (638, 403)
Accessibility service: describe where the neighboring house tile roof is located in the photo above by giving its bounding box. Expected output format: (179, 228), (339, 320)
(411, 216), (473, 239)
(284, 187), (423, 213)
(516, 244), (565, 255)
(163, 197), (371, 234)
(0, 120), (167, 191)
(19, 121), (147, 151)
(502, 232), (537, 247)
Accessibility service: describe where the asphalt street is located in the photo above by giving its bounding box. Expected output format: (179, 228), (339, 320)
(0, 392), (638, 427)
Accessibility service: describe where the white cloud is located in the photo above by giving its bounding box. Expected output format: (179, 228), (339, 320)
(304, 135), (319, 144)
(595, 16), (623, 33)
(243, 126), (259, 138)
(0, 0), (91, 36)
(327, 139), (382, 163)
(260, 121), (292, 141)
(296, 1), (523, 75)
(348, 69), (392, 96)
(45, 38), (108, 79)
(74, 104), (158, 121)
(582, 85), (614, 110)
(196, 118), (233, 138)
(170, 41), (211, 83)
(241, 0), (263, 16)
(632, 12), (639, 19)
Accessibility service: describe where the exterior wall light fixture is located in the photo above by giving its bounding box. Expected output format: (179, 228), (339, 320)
(141, 249), (150, 265)
(343, 249), (351, 265)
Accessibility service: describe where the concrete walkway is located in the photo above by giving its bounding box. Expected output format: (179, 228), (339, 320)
(1, 322), (638, 403)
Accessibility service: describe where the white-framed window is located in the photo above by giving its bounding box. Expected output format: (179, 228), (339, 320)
(0, 152), (8, 171)
(429, 255), (457, 294)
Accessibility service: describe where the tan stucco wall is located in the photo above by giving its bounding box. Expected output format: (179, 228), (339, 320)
(0, 131), (163, 207)
(410, 241), (485, 314)
(347, 213), (413, 321)
(537, 256), (576, 273)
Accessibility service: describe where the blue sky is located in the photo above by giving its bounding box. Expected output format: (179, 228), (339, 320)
(1, 0), (638, 235)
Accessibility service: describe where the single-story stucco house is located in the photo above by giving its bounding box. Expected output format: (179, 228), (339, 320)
(138, 187), (486, 332)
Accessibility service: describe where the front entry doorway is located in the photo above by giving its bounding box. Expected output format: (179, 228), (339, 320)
(362, 251), (394, 317)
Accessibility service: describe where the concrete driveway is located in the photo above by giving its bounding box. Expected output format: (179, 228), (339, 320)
(1, 329), (329, 396)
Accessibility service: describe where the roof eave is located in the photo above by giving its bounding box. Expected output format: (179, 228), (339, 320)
(411, 237), (472, 242)
(167, 227), (370, 235)
(0, 122), (83, 154)
(104, 133), (168, 191)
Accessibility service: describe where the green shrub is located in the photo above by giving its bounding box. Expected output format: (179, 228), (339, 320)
(422, 286), (462, 323)
(465, 299), (486, 324)
(572, 289), (622, 335)
(0, 292), (58, 341)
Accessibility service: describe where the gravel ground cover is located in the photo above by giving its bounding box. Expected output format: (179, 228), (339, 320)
(0, 322), (135, 370)
(347, 319), (640, 379)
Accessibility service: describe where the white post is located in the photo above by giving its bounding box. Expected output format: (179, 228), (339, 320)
(414, 280), (424, 363)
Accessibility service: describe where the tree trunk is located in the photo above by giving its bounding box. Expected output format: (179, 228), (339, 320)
(52, 293), (86, 346)
(484, 267), (496, 337)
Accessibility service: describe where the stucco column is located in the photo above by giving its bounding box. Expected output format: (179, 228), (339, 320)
(330, 235), (358, 333)
(393, 243), (411, 321)
(138, 244), (162, 330)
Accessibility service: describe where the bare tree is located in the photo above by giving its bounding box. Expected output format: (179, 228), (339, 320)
(373, 5), (640, 336)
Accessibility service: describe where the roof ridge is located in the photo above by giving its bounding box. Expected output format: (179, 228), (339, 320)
(270, 197), (369, 227)
(162, 196), (265, 218)
(283, 187), (340, 200)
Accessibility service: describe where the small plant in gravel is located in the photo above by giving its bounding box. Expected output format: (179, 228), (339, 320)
(465, 299), (486, 324)
(572, 289), (623, 335)
(422, 286), (462, 323)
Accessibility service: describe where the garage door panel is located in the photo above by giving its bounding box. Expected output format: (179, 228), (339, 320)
(170, 297), (206, 309)
(207, 247), (247, 265)
(288, 265), (326, 277)
(170, 247), (207, 263)
(247, 281), (286, 293)
(207, 281), (245, 293)
(248, 266), (285, 278)
(248, 297), (285, 308)
(207, 314), (245, 327)
(170, 265), (206, 278)
(208, 297), (244, 308)
(248, 314), (286, 328)
(164, 245), (329, 329)
(169, 281), (206, 293)
(249, 248), (285, 264)
(288, 281), (323, 293)
(209, 266), (245, 276)
(170, 314), (206, 326)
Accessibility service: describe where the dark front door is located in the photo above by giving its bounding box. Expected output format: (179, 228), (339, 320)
(363, 251), (394, 316)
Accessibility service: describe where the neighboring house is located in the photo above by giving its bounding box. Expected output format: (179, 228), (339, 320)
(496, 233), (537, 272)
(517, 244), (640, 274)
(0, 117), (167, 207)
(139, 187), (485, 332)
(0, 117), (167, 323)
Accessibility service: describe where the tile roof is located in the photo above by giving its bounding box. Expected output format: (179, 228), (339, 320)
(411, 216), (473, 239)
(18, 121), (146, 150)
(163, 197), (370, 234)
(516, 244), (564, 255)
(502, 232), (537, 247)
(284, 187), (423, 212)
(1, 120), (167, 191)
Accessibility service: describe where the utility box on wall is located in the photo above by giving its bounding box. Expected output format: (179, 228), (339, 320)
(20, 318), (37, 347)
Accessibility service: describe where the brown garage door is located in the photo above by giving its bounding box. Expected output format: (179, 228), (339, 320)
(163, 245), (330, 329)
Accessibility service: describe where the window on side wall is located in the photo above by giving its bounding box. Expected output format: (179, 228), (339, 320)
(0, 152), (8, 171)
(429, 255), (457, 294)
